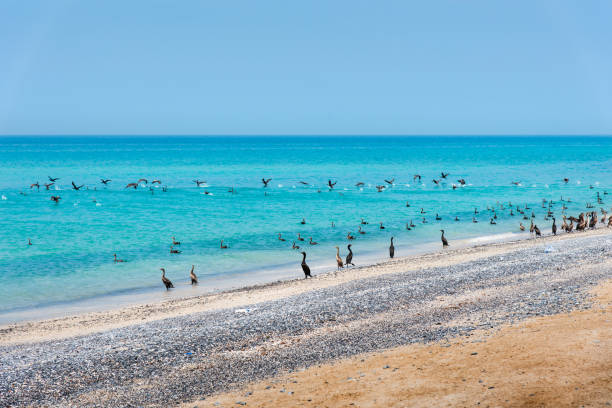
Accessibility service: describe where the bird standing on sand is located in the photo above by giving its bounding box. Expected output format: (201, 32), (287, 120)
(552, 218), (557, 235)
(389, 237), (395, 258)
(346, 244), (354, 266)
(335, 246), (344, 269)
(534, 225), (542, 237)
(160, 268), (174, 289)
(440, 230), (449, 247)
(300, 252), (312, 278)
(190, 265), (198, 285)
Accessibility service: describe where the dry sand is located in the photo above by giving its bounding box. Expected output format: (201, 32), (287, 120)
(2, 228), (611, 346)
(188, 278), (612, 408)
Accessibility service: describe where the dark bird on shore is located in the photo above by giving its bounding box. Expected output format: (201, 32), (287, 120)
(335, 246), (344, 269)
(262, 178), (272, 187)
(297, 233), (305, 241)
(292, 241), (300, 249)
(384, 178), (395, 185)
(552, 218), (557, 235)
(300, 252), (312, 278)
(172, 236), (181, 245)
(190, 265), (198, 285)
(44, 183), (54, 190)
(220, 240), (228, 249)
(608, 217), (612, 228)
(193, 180), (206, 187)
(534, 225), (541, 237)
(355, 182), (365, 187)
(101, 179), (112, 185)
(48, 176), (59, 182)
(457, 179), (466, 185)
(50, 195), (61, 203)
(440, 230), (449, 247)
(328, 180), (337, 189)
(300, 218), (306, 225)
(138, 178), (148, 184)
(299, 181), (309, 185)
(125, 183), (138, 189)
(309, 237), (318, 245)
(278, 233), (286, 242)
(30, 182), (40, 190)
(567, 219), (574, 232)
(441, 172), (449, 179)
(389, 237), (395, 258)
(170, 245), (181, 254)
(563, 178), (569, 184)
(160, 268), (174, 289)
(346, 244), (354, 266)
(152, 179), (162, 184)
(72, 181), (84, 190)
(113, 254), (125, 263)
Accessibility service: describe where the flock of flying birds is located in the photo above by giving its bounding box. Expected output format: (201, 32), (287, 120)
(17, 173), (612, 290)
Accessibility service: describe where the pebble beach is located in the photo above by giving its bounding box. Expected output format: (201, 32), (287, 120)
(1, 228), (612, 407)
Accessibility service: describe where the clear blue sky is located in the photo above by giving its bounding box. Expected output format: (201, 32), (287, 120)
(0, 0), (610, 135)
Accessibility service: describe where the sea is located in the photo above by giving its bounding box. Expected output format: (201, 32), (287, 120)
(0, 136), (610, 323)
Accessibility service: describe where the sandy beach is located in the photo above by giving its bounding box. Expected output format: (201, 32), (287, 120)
(1, 228), (612, 407)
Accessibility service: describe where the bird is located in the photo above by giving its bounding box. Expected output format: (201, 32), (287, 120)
(335, 246), (344, 270)
(441, 172), (449, 179)
(220, 240), (228, 249)
(152, 179), (162, 184)
(440, 230), (449, 247)
(413, 174), (422, 182)
(300, 252), (312, 278)
(346, 244), (354, 266)
(347, 232), (355, 240)
(355, 182), (365, 187)
(457, 179), (466, 185)
(511, 181), (521, 186)
(48, 176), (59, 182)
(309, 237), (318, 245)
(384, 178), (395, 185)
(519, 222), (525, 231)
(193, 180), (206, 187)
(278, 233), (286, 242)
(189, 265), (198, 285)
(138, 178), (148, 184)
(71, 181), (84, 190)
(328, 180), (337, 189)
(360, 218), (368, 225)
(389, 237), (395, 258)
(101, 179), (112, 185)
(50, 195), (61, 203)
(262, 178), (272, 187)
(30, 182), (40, 190)
(44, 183), (54, 190)
(170, 245), (181, 254)
(125, 183), (138, 189)
(552, 218), (557, 235)
(297, 233), (305, 241)
(432, 179), (440, 185)
(27, 238), (32, 246)
(534, 225), (541, 237)
(376, 185), (385, 192)
(300, 218), (306, 225)
(358, 226), (366, 234)
(160, 268), (174, 289)
(563, 178), (569, 183)
(292, 241), (300, 250)
(379, 222), (385, 230)
(113, 254), (125, 263)
(172, 236), (181, 245)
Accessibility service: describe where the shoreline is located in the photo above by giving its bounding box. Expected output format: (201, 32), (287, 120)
(1, 227), (610, 346)
(2, 227), (611, 407)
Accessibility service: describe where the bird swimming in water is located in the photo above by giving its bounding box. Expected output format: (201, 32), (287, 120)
(50, 195), (61, 203)
(440, 230), (449, 247)
(170, 245), (181, 254)
(358, 226), (366, 234)
(435, 214), (441, 221)
(262, 178), (272, 187)
(71, 181), (84, 191)
(346, 244), (354, 266)
(300, 252), (312, 278)
(220, 240), (228, 249)
(379, 222), (385, 230)
(300, 218), (306, 225)
(490, 218), (496, 225)
(389, 237), (395, 258)
(161, 268), (174, 289)
(309, 237), (318, 245)
(376, 185), (385, 192)
(361, 218), (368, 225)
(125, 183), (138, 189)
(172, 236), (181, 245)
(28, 238), (32, 246)
(563, 178), (569, 183)
(297, 233), (305, 241)
(113, 253), (125, 263)
(190, 265), (198, 285)
(472, 217), (478, 223)
(335, 246), (344, 270)
(454, 216), (459, 221)
(413, 174), (422, 182)
(48, 176), (59, 182)
(278, 233), (286, 242)
(292, 241), (300, 249)
(410, 220), (416, 228)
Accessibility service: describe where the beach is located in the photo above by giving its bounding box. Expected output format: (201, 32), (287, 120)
(2, 228), (611, 407)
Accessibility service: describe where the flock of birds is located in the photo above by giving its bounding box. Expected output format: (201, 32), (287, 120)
(17, 174), (611, 290)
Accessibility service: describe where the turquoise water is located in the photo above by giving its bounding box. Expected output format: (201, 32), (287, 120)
(0, 136), (610, 318)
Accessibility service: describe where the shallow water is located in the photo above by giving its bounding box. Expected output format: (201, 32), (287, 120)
(0, 136), (610, 319)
